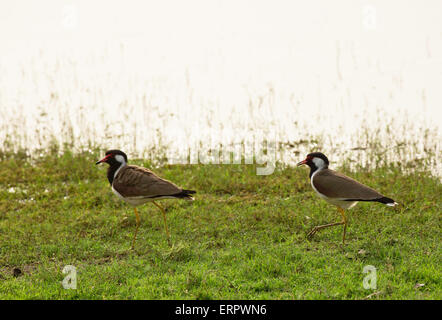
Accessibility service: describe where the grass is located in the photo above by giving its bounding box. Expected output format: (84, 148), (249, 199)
(0, 149), (440, 299)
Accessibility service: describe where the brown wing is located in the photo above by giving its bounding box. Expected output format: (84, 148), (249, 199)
(313, 169), (383, 200)
(113, 165), (182, 198)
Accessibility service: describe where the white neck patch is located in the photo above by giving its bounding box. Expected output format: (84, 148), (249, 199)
(115, 154), (126, 164)
(312, 157), (327, 170)
(114, 154), (127, 178)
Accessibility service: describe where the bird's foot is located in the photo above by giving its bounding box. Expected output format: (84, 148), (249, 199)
(307, 227), (319, 238)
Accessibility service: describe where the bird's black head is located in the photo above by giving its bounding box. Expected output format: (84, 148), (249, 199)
(297, 152), (329, 177)
(96, 149), (128, 185)
(95, 149), (128, 166)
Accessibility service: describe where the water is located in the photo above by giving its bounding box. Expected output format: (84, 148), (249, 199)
(0, 0), (441, 176)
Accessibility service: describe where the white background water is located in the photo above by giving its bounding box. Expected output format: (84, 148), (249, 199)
(0, 0), (441, 175)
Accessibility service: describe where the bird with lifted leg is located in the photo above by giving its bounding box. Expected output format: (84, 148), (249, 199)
(297, 152), (398, 244)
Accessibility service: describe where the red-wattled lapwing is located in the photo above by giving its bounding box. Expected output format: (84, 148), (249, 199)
(96, 149), (196, 248)
(297, 152), (398, 243)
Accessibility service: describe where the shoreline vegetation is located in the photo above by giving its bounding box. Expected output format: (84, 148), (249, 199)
(0, 147), (440, 299)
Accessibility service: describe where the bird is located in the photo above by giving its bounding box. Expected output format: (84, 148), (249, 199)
(297, 152), (398, 243)
(96, 149), (196, 249)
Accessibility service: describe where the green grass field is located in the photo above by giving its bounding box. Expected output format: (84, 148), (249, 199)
(0, 149), (440, 299)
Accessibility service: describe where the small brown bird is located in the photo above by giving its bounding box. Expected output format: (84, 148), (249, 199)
(297, 152), (398, 243)
(96, 149), (196, 248)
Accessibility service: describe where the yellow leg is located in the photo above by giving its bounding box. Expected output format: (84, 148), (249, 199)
(307, 206), (348, 244)
(153, 201), (171, 245)
(131, 207), (141, 249)
(338, 207), (348, 244)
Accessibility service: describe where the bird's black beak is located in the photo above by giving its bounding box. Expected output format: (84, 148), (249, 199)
(297, 159), (308, 166)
